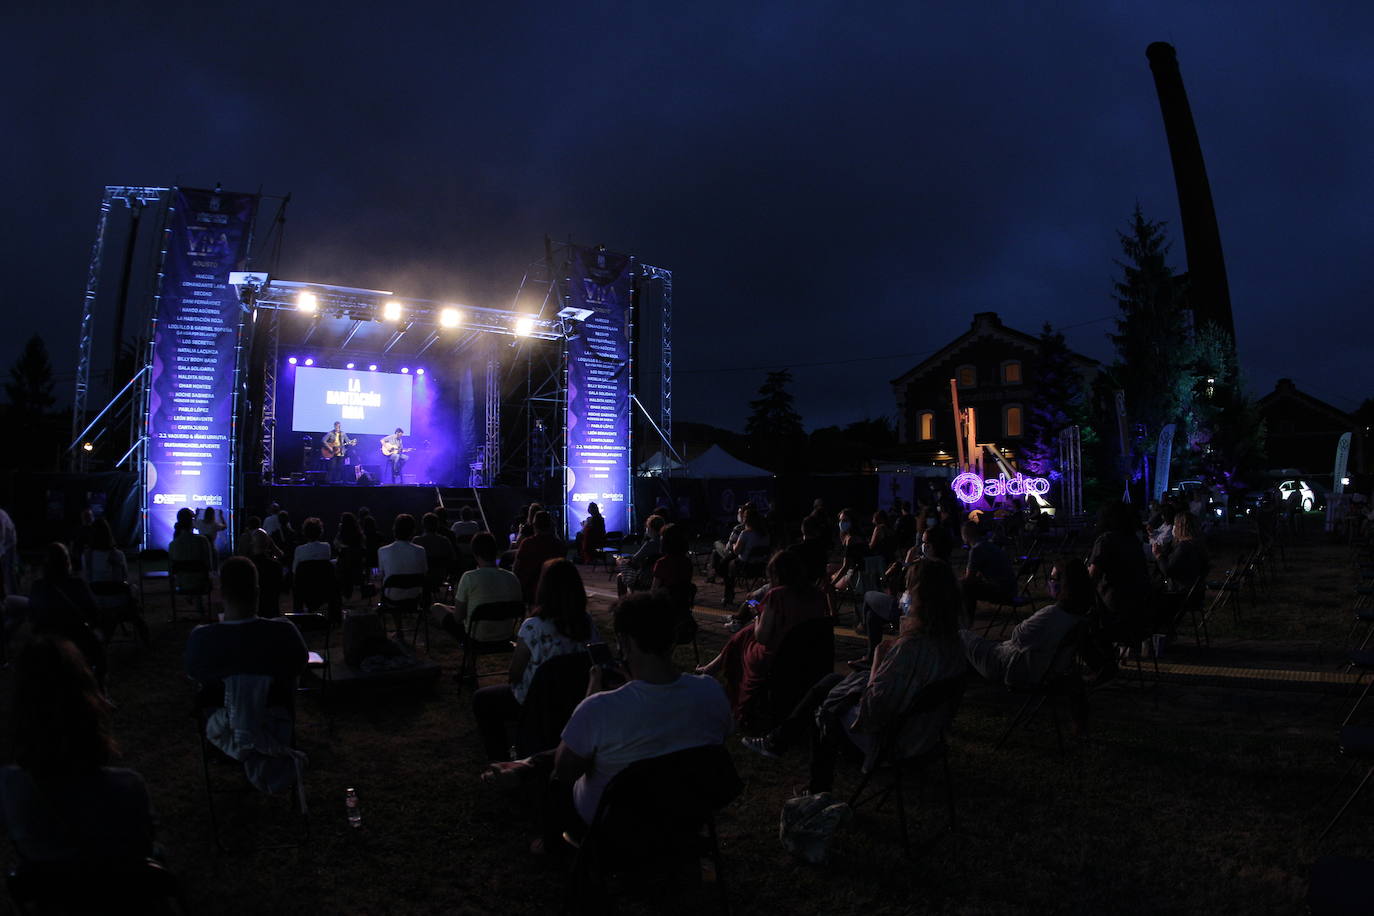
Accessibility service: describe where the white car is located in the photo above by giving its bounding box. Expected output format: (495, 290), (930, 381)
(1277, 479), (1320, 512)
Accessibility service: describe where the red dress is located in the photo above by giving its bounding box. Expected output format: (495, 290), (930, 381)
(720, 585), (828, 719)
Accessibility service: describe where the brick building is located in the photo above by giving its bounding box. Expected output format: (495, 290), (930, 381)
(890, 312), (1099, 465)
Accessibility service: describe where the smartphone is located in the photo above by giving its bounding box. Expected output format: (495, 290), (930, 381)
(586, 642), (613, 667)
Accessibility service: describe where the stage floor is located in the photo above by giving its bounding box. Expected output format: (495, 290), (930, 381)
(242, 482), (541, 536)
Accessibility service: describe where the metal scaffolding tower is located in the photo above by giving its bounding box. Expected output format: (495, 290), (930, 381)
(639, 264), (673, 447)
(484, 355), (501, 486)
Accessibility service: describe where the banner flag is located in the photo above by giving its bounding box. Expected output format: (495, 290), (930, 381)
(1153, 424), (1176, 501)
(564, 247), (633, 540)
(1334, 432), (1353, 495)
(144, 188), (258, 548)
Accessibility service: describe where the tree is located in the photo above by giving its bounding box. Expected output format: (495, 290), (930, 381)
(1022, 323), (1090, 476)
(5, 334), (55, 422)
(745, 369), (804, 470)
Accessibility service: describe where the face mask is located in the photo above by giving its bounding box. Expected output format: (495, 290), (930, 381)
(922, 543), (937, 561)
(1048, 578), (1061, 599)
(839, 520), (852, 533)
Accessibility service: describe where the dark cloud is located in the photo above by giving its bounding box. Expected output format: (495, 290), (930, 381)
(4, 1), (1371, 429)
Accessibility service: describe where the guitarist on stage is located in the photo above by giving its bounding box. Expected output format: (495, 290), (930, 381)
(381, 427), (410, 484)
(321, 421), (356, 483)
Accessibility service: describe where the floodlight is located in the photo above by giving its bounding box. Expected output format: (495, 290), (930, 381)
(346, 362), (355, 369)
(369, 364), (378, 371)
(514, 316), (535, 337)
(297, 291), (318, 314)
(304, 358), (314, 366)
(288, 357), (297, 365)
(557, 306), (594, 322)
(383, 300), (403, 321)
(440, 307), (462, 328)
(401, 367), (410, 374)
(416, 368), (425, 376)
(82, 442), (94, 452)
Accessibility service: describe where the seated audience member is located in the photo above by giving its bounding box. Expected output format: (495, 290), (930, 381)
(719, 507), (770, 607)
(245, 529), (286, 617)
(81, 517), (147, 643)
(1088, 501), (1150, 640)
(892, 500), (917, 552)
(830, 510), (867, 592)
(697, 550), (828, 720)
(431, 505), (460, 554)
(28, 543), (106, 686)
(515, 503), (544, 544)
(512, 511), (565, 603)
(960, 557), (1089, 687)
(959, 520), (1015, 626)
(740, 560), (966, 794)
(651, 523), (694, 592)
(333, 511), (366, 597)
(708, 504), (750, 584)
(377, 514), (428, 609)
(615, 515), (666, 598)
(292, 517), (332, 571)
(869, 510), (896, 565)
(0, 637), (155, 865)
(574, 502), (606, 564)
(431, 532), (522, 642)
(450, 506), (481, 539)
(854, 546), (918, 668)
(0, 505), (17, 595)
(69, 509), (96, 573)
(414, 512), (457, 579)
(261, 502), (283, 538)
(168, 513), (215, 594)
(184, 557), (308, 711)
(545, 590), (732, 849)
(786, 514), (830, 587)
(360, 513), (382, 571)
(472, 559), (598, 761)
(1153, 510), (1209, 589)
(270, 510), (298, 558)
(1149, 503), (1178, 555)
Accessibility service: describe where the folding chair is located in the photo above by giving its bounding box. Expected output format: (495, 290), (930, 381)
(587, 531), (623, 572)
(170, 560), (213, 622)
(849, 675), (966, 859)
(983, 557), (1042, 637)
(378, 573), (428, 650)
(135, 547), (171, 608)
(90, 579), (149, 647)
(292, 559), (341, 623)
(284, 612), (334, 696)
(995, 621), (1085, 752)
(7, 858), (188, 915)
(1318, 726), (1374, 840)
(667, 583), (701, 665)
(563, 744), (742, 916)
(455, 600), (526, 688)
(513, 651), (594, 758)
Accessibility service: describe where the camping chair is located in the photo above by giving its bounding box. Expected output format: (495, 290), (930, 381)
(378, 573), (428, 650)
(563, 744), (742, 916)
(983, 557), (1042, 637)
(455, 600), (526, 688)
(741, 616), (835, 735)
(292, 559), (341, 623)
(7, 858), (189, 915)
(849, 675), (966, 859)
(995, 621), (1086, 753)
(514, 651), (594, 758)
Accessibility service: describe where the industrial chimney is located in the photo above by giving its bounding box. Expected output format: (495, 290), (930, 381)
(1145, 41), (1236, 344)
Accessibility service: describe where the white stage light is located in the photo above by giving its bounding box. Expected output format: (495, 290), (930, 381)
(346, 362), (355, 369)
(304, 358), (314, 366)
(297, 291), (318, 314)
(416, 368), (425, 376)
(440, 307), (462, 328)
(514, 316), (535, 337)
(383, 300), (403, 321)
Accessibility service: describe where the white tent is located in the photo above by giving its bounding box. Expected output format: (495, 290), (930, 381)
(680, 445), (771, 479)
(638, 450), (686, 476)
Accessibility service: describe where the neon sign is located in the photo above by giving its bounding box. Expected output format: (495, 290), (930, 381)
(952, 471), (1050, 504)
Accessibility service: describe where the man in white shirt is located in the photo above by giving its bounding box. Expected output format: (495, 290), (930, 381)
(430, 531), (522, 642)
(377, 514), (427, 602)
(292, 517), (332, 571)
(550, 591), (733, 839)
(450, 506), (481, 538)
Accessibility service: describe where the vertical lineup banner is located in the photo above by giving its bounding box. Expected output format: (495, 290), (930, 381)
(564, 247), (633, 540)
(145, 188), (258, 547)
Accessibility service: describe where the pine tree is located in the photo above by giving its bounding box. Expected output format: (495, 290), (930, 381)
(745, 369), (804, 470)
(1022, 323), (1088, 475)
(5, 334), (55, 422)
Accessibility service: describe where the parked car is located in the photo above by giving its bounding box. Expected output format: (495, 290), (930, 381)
(1277, 478), (1324, 513)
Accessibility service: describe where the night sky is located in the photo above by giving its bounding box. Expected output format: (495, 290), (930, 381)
(5, 2), (1371, 432)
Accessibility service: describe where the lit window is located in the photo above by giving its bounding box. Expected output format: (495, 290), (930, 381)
(1002, 360), (1022, 385)
(957, 365), (977, 388)
(1004, 404), (1023, 438)
(918, 411), (935, 441)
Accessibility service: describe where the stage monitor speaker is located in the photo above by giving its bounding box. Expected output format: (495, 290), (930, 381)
(305, 470), (327, 486)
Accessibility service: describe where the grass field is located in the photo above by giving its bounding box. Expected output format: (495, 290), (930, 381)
(3, 519), (1372, 915)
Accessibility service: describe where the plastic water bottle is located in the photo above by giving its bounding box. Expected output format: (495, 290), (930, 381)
(345, 787), (362, 828)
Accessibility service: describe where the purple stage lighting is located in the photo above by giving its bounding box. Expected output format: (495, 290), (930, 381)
(304, 358), (314, 366)
(287, 357), (297, 365)
(346, 362), (355, 369)
(401, 367), (409, 374)
(368, 364), (377, 371)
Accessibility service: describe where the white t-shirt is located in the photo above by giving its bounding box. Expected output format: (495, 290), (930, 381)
(513, 614), (598, 704)
(561, 675), (733, 824)
(293, 540), (332, 571)
(377, 540), (428, 600)
(455, 566), (524, 641)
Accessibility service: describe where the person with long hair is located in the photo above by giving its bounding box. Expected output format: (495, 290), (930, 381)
(697, 549), (828, 721)
(471, 559), (598, 761)
(81, 518), (148, 645)
(1088, 500), (1150, 639)
(961, 556), (1091, 686)
(0, 637), (154, 864)
(1153, 510), (1210, 589)
(28, 543), (107, 687)
(741, 559), (967, 793)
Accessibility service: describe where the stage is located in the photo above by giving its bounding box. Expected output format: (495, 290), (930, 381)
(240, 482), (547, 537)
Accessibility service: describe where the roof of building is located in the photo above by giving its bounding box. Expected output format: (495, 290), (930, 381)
(889, 312), (1100, 388)
(1257, 378), (1354, 426)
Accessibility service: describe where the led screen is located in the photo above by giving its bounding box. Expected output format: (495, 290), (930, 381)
(291, 366), (413, 435)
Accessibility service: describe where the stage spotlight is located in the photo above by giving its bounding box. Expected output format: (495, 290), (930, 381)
(416, 368), (425, 376)
(297, 291), (318, 314)
(440, 307), (462, 328)
(514, 316), (535, 337)
(346, 362), (355, 369)
(369, 364), (378, 371)
(383, 300), (403, 321)
(304, 358), (314, 366)
(401, 367), (410, 374)
(82, 441), (94, 453)
(288, 357), (297, 365)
